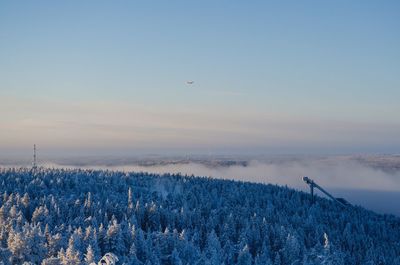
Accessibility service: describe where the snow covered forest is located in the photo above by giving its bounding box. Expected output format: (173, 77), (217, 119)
(0, 168), (399, 264)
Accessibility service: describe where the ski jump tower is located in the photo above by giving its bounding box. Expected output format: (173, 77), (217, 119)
(302, 176), (349, 207)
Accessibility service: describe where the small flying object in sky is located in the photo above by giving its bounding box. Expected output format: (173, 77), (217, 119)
(186, 81), (194, 85)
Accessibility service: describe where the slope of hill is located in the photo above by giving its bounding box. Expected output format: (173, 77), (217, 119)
(0, 168), (399, 264)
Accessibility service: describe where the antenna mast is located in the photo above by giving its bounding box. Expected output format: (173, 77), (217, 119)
(33, 144), (37, 169)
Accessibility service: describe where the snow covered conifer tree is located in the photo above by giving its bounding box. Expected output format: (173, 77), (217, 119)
(128, 187), (134, 212)
(204, 230), (222, 265)
(47, 233), (63, 258)
(134, 227), (148, 262)
(31, 205), (49, 225)
(284, 233), (301, 264)
(25, 225), (47, 263)
(59, 236), (82, 265)
(106, 219), (126, 255)
(127, 242), (141, 265)
(7, 229), (27, 263)
(84, 244), (95, 264)
(273, 253), (282, 265)
(171, 248), (183, 265)
(236, 244), (252, 265)
(254, 242), (272, 265)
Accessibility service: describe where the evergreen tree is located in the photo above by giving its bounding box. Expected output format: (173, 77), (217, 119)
(237, 244), (252, 265)
(84, 244), (95, 265)
(25, 225), (47, 263)
(255, 242), (272, 265)
(7, 229), (28, 263)
(171, 248), (183, 265)
(204, 230), (222, 265)
(128, 243), (142, 265)
(59, 236), (82, 265)
(106, 219), (126, 255)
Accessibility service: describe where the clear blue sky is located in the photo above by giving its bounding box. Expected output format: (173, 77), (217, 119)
(1, 1), (399, 155)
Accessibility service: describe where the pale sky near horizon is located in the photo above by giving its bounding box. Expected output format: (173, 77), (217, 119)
(1, 1), (400, 156)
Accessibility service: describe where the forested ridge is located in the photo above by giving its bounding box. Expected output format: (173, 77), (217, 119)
(0, 168), (399, 264)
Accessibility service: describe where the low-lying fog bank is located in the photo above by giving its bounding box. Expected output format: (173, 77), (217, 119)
(2, 155), (400, 215)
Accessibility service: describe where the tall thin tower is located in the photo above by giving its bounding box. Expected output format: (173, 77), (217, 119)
(33, 144), (37, 169)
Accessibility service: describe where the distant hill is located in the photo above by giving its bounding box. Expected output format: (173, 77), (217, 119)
(0, 168), (399, 264)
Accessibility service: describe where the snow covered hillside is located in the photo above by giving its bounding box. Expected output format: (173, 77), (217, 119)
(0, 168), (399, 264)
